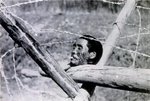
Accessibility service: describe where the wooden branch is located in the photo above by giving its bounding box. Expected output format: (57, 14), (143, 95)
(0, 10), (79, 98)
(97, 0), (137, 66)
(67, 65), (150, 93)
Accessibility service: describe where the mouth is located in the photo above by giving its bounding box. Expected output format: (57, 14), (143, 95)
(69, 56), (79, 66)
(70, 55), (79, 62)
(70, 56), (77, 61)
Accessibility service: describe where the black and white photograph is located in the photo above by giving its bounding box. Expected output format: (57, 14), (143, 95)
(0, 0), (150, 101)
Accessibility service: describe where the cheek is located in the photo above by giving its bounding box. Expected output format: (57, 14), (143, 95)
(82, 48), (89, 58)
(79, 52), (89, 61)
(76, 47), (89, 59)
(83, 52), (90, 59)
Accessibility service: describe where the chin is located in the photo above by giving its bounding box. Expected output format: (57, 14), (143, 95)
(69, 62), (79, 67)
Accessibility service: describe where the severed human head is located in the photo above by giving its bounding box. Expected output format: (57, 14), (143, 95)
(69, 35), (103, 67)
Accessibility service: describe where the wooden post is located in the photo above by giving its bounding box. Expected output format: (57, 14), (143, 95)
(97, 0), (137, 66)
(0, 10), (79, 98)
(67, 65), (150, 93)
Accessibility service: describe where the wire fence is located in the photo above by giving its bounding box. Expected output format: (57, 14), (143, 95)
(0, 0), (150, 101)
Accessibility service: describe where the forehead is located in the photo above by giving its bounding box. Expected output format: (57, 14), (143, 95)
(74, 38), (88, 47)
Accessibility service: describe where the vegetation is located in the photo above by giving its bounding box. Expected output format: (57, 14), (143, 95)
(0, 0), (150, 101)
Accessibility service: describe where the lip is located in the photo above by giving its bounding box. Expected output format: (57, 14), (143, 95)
(70, 56), (78, 60)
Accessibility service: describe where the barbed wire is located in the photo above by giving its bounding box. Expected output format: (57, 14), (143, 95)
(12, 47), (25, 101)
(41, 38), (150, 59)
(0, 0), (150, 11)
(16, 77), (63, 98)
(41, 40), (75, 46)
(39, 25), (149, 40)
(40, 28), (82, 38)
(1, 45), (150, 101)
(132, 8), (141, 67)
(101, 0), (125, 5)
(0, 47), (15, 101)
(114, 46), (150, 58)
(120, 32), (150, 39)
(100, 41), (150, 59)
(101, 0), (150, 10)
(0, 46), (60, 101)
(137, 5), (150, 10)
(0, 0), (150, 100)
(0, 0), (49, 10)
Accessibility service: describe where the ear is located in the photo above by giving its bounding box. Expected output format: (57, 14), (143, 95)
(89, 52), (96, 59)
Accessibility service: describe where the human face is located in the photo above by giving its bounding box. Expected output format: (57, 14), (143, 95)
(70, 38), (90, 66)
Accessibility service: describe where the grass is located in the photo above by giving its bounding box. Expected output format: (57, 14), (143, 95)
(0, 1), (150, 101)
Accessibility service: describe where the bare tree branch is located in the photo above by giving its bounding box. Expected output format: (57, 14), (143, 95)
(0, 10), (79, 98)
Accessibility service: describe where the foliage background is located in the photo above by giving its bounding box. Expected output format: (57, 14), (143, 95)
(0, 0), (150, 101)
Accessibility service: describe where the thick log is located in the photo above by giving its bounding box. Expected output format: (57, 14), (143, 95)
(0, 10), (79, 98)
(97, 0), (137, 66)
(67, 65), (150, 93)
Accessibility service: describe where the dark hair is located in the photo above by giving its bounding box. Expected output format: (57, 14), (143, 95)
(80, 35), (103, 64)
